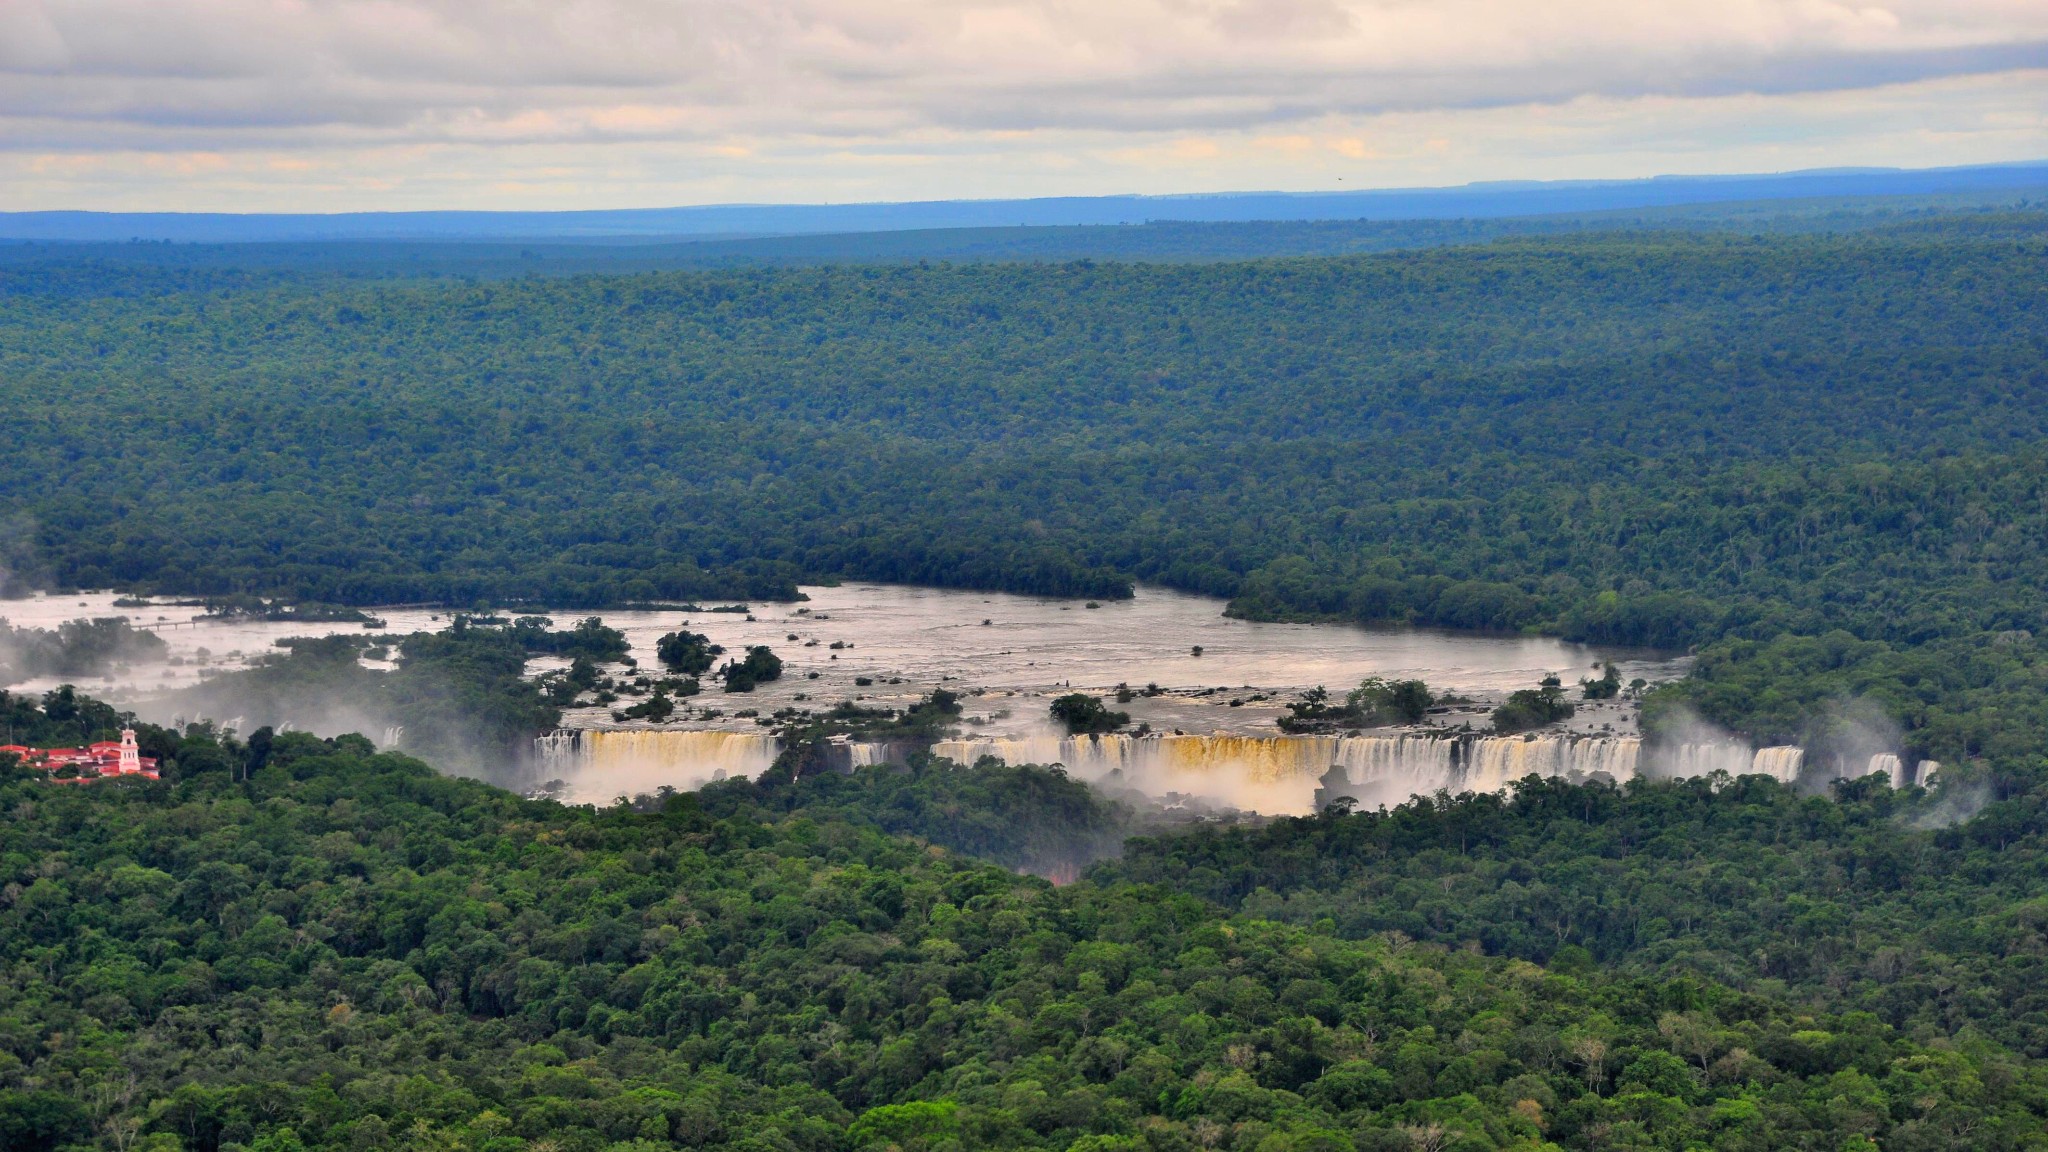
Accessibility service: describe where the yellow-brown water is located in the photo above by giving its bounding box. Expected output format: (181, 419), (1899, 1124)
(932, 731), (1641, 813)
(536, 729), (778, 800)
(531, 727), (1913, 812)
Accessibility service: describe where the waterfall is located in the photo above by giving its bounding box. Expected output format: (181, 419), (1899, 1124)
(932, 732), (1642, 814)
(933, 733), (1331, 787)
(1459, 734), (1641, 792)
(932, 735), (1087, 772)
(1663, 742), (1755, 778)
(526, 724), (1847, 815)
(534, 730), (780, 802)
(533, 729), (577, 764)
(1750, 746), (1804, 782)
(1330, 734), (1457, 802)
(1867, 753), (1903, 786)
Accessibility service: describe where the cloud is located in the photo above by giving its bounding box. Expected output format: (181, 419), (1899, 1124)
(4, 0), (2044, 141)
(0, 1), (2042, 207)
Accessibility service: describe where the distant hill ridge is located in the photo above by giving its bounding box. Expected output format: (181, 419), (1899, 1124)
(7, 160), (2046, 243)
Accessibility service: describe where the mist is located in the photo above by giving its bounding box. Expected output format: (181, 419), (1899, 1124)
(140, 633), (541, 787)
(1804, 696), (1912, 786)
(0, 617), (168, 685)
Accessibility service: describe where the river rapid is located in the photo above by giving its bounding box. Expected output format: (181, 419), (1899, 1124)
(3, 583), (1747, 812)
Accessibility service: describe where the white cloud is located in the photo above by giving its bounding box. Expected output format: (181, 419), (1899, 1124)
(0, 0), (2042, 207)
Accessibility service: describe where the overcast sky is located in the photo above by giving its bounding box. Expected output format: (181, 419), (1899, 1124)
(1, 0), (2044, 211)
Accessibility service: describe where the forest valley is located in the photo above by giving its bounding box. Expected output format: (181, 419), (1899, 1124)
(6, 207), (2048, 1150)
(6, 215), (2048, 771)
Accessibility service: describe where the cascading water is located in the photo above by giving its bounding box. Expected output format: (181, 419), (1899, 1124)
(1664, 742), (1755, 778)
(1749, 746), (1804, 782)
(1326, 734), (1456, 807)
(932, 732), (1645, 814)
(531, 725), (1881, 815)
(535, 730), (780, 801)
(1461, 735), (1642, 791)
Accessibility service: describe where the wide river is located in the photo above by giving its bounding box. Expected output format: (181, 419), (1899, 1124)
(550, 583), (1682, 740)
(1, 583), (1682, 726)
(2, 584), (1694, 809)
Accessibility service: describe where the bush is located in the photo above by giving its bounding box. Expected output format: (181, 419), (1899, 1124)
(1492, 676), (1575, 734)
(1580, 662), (1621, 700)
(656, 631), (723, 675)
(1280, 678), (1434, 733)
(1050, 694), (1129, 735)
(720, 646), (783, 692)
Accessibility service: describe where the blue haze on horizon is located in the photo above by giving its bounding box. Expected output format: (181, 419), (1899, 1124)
(3, 162), (2045, 243)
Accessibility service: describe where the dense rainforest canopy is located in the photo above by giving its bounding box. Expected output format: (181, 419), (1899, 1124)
(12, 200), (2048, 1152)
(6, 688), (2048, 1152)
(4, 212), (2048, 762)
(1102, 772), (2048, 1056)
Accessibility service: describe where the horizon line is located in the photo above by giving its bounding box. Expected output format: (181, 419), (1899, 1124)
(7, 158), (2047, 221)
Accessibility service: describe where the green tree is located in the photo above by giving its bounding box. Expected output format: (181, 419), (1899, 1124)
(656, 630), (723, 675)
(1050, 693), (1129, 735)
(719, 646), (783, 692)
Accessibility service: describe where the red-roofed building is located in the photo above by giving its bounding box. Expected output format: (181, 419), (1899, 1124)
(1, 729), (158, 782)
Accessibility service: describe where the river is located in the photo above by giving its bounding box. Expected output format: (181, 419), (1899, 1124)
(7, 583), (1768, 811)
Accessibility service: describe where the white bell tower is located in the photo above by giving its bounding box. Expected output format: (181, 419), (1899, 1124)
(118, 729), (141, 774)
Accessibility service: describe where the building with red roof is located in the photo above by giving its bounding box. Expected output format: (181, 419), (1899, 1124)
(1, 729), (158, 782)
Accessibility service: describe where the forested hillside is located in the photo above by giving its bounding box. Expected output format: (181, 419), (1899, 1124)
(2, 214), (2047, 758)
(5, 707), (2048, 1152)
(1102, 773), (2048, 1056)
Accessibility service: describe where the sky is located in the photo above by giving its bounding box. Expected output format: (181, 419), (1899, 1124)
(0, 0), (2044, 212)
